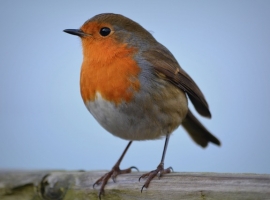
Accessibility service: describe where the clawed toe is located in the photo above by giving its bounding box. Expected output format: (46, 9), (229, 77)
(139, 163), (173, 192)
(93, 165), (138, 199)
(158, 166), (173, 178)
(111, 166), (138, 182)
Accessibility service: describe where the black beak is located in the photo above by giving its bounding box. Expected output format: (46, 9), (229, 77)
(63, 29), (86, 37)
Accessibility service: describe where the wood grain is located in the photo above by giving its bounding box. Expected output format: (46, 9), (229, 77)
(0, 170), (270, 199)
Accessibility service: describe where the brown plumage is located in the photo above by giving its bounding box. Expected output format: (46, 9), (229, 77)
(64, 13), (220, 199)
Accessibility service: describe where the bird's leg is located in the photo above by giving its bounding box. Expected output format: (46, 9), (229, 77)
(139, 135), (173, 192)
(93, 141), (138, 199)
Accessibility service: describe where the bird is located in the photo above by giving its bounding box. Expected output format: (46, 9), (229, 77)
(64, 13), (220, 199)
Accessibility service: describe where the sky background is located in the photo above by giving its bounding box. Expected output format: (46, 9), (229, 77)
(0, 1), (270, 174)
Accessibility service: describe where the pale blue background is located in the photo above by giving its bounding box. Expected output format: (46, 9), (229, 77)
(1, 1), (270, 174)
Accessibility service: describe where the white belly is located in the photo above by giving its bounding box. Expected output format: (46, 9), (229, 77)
(84, 80), (188, 141)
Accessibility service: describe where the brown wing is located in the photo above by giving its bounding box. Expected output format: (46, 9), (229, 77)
(143, 45), (211, 118)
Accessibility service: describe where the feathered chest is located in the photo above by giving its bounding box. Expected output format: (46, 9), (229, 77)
(80, 42), (141, 105)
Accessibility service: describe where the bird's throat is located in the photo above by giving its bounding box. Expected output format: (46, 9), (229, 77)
(80, 42), (141, 105)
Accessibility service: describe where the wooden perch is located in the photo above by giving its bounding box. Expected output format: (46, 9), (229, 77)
(0, 170), (270, 199)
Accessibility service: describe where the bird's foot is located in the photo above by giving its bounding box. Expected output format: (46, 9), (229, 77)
(93, 165), (138, 199)
(139, 162), (173, 192)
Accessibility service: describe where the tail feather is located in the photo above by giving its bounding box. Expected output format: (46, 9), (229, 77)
(182, 109), (221, 148)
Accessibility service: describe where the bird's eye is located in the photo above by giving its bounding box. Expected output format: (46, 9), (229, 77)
(99, 27), (111, 36)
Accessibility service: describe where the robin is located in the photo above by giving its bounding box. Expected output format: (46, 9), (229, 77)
(64, 13), (220, 198)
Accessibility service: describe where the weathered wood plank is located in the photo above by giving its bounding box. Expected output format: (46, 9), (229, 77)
(0, 170), (269, 199)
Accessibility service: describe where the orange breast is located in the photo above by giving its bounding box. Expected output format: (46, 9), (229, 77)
(80, 37), (141, 105)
